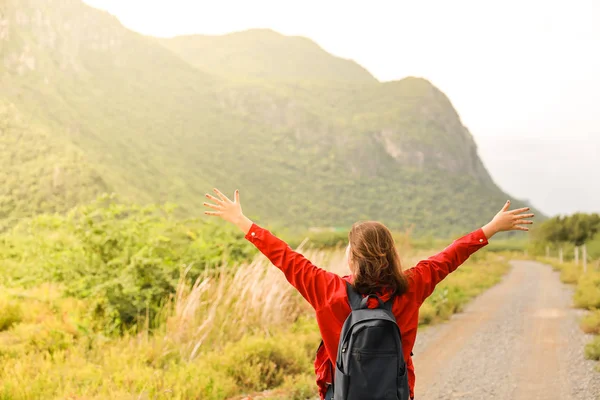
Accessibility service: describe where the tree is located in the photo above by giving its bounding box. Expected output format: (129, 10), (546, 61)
(539, 216), (568, 244)
(535, 213), (600, 250)
(565, 213), (600, 246)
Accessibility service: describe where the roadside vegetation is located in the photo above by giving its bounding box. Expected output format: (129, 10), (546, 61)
(0, 198), (513, 399)
(531, 213), (600, 369)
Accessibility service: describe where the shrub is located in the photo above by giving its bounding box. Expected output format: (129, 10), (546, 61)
(0, 295), (22, 331)
(574, 272), (600, 309)
(0, 197), (256, 332)
(581, 310), (600, 335)
(584, 336), (600, 361)
(188, 361), (239, 400)
(221, 334), (312, 392)
(559, 263), (582, 284)
(281, 373), (319, 400)
(2, 322), (76, 355)
(418, 301), (436, 325)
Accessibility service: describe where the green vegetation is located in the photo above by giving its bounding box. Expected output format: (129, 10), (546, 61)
(0, 103), (109, 227)
(532, 212), (600, 366)
(542, 258), (600, 366)
(531, 212), (600, 366)
(0, 0), (537, 236)
(158, 29), (377, 83)
(530, 213), (600, 260)
(535, 213), (600, 246)
(0, 196), (254, 332)
(0, 197), (511, 399)
(582, 310), (600, 335)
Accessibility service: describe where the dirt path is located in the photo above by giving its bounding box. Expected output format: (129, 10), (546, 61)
(412, 260), (600, 400)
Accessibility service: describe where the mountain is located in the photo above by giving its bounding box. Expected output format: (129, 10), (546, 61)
(0, 0), (537, 236)
(158, 29), (376, 83)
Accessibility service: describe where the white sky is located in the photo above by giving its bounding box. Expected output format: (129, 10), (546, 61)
(83, 0), (600, 216)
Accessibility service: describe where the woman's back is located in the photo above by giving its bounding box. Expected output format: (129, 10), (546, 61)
(314, 274), (421, 399)
(243, 222), (488, 399)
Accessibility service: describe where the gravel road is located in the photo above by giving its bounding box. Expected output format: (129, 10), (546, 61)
(412, 260), (600, 400)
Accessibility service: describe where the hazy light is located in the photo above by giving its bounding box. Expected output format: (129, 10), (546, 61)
(82, 0), (600, 215)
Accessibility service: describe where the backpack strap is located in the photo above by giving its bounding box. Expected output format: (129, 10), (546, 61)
(345, 281), (363, 310)
(382, 296), (395, 312)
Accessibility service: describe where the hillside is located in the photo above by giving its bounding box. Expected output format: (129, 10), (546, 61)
(0, 0), (537, 235)
(0, 103), (108, 227)
(158, 29), (376, 83)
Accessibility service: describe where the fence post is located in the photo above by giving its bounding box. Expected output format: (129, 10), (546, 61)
(546, 245), (550, 258)
(575, 246), (580, 265)
(582, 244), (587, 274)
(559, 247), (563, 264)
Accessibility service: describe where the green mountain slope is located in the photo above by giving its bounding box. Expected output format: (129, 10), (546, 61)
(159, 29), (376, 83)
(0, 102), (108, 225)
(0, 0), (537, 236)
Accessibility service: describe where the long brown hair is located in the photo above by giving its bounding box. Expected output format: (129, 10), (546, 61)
(348, 221), (409, 296)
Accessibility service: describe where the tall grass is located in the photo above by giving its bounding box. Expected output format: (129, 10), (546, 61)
(0, 244), (509, 399)
(0, 246), (346, 399)
(165, 237), (435, 352)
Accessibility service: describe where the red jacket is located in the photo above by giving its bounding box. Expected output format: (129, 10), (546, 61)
(245, 224), (488, 399)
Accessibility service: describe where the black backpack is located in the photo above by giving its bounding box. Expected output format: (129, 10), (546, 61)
(332, 282), (410, 400)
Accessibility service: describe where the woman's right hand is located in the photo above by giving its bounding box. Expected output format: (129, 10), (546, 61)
(204, 188), (253, 234)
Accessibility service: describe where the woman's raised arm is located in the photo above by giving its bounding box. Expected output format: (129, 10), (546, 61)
(409, 200), (534, 304)
(204, 188), (343, 311)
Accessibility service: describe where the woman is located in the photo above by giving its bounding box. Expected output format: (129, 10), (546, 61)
(204, 188), (534, 400)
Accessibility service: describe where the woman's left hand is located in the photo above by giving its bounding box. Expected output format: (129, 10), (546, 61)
(482, 200), (535, 238)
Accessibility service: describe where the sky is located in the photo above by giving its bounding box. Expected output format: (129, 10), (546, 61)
(83, 0), (600, 216)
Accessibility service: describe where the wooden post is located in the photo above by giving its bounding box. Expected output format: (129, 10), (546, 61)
(559, 247), (563, 264)
(546, 245), (550, 258)
(583, 244), (587, 274)
(575, 246), (580, 265)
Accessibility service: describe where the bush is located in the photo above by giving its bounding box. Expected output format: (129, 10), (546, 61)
(418, 301), (436, 325)
(560, 263), (583, 284)
(0, 196), (256, 332)
(192, 362), (239, 400)
(9, 323), (76, 355)
(574, 272), (600, 309)
(281, 373), (319, 400)
(581, 310), (600, 335)
(221, 334), (313, 392)
(0, 295), (22, 331)
(584, 336), (600, 361)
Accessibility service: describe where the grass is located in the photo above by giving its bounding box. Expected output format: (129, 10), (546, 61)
(541, 257), (600, 366)
(0, 244), (510, 400)
(0, 294), (23, 331)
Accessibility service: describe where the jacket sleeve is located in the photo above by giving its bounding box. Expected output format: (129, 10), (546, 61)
(408, 228), (488, 304)
(245, 223), (344, 311)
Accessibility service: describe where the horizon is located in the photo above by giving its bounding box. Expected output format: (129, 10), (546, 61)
(82, 0), (600, 216)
